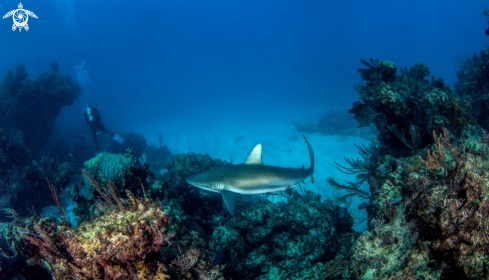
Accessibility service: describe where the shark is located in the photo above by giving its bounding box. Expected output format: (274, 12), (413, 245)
(186, 135), (315, 216)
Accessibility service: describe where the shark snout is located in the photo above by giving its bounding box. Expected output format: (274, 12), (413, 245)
(186, 173), (207, 188)
(185, 176), (196, 186)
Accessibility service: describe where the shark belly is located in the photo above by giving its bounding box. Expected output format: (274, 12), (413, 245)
(226, 182), (297, 195)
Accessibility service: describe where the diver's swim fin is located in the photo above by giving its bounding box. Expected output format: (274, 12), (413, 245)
(113, 134), (124, 144)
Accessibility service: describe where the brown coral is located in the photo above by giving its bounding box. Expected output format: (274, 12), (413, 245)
(407, 133), (489, 278)
(11, 198), (172, 280)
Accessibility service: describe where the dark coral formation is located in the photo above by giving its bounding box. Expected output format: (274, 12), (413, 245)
(0, 129), (76, 220)
(1, 203), (220, 280)
(152, 153), (231, 237)
(350, 127), (489, 279)
(347, 160), (440, 279)
(152, 153), (229, 214)
(212, 191), (355, 279)
(0, 63), (80, 221)
(404, 130), (489, 278)
(59, 149), (356, 280)
(455, 48), (489, 130)
(345, 47), (489, 279)
(1, 180), (225, 279)
(0, 63), (81, 153)
(18, 203), (169, 279)
(351, 58), (472, 157)
(348, 101), (379, 129)
(71, 151), (229, 235)
(357, 58), (397, 83)
(72, 150), (153, 223)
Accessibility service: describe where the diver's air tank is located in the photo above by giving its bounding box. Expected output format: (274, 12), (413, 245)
(87, 106), (95, 122)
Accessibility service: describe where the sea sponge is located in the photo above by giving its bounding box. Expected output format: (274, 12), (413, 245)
(80, 152), (134, 199)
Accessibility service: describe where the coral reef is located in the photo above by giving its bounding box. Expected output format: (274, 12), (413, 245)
(352, 58), (472, 157)
(11, 48), (489, 279)
(211, 191), (355, 279)
(73, 151), (229, 234)
(0, 128), (77, 220)
(80, 152), (136, 200)
(20, 202), (169, 279)
(0, 63), (81, 153)
(350, 222), (438, 279)
(0, 63), (80, 223)
(71, 150), (153, 223)
(357, 58), (397, 83)
(348, 101), (379, 129)
(151, 153), (231, 237)
(1, 179), (224, 280)
(345, 125), (489, 279)
(342, 54), (489, 279)
(403, 129), (489, 278)
(455, 48), (489, 130)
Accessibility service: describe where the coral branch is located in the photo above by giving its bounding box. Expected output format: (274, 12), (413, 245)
(326, 177), (370, 199)
(46, 178), (67, 225)
(171, 245), (198, 272)
(82, 169), (124, 210)
(138, 176), (147, 200)
(82, 169), (114, 207)
(418, 130), (447, 174)
(107, 178), (124, 210)
(383, 198), (397, 225)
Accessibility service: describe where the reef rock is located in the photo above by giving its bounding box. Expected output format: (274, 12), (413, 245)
(212, 191), (354, 279)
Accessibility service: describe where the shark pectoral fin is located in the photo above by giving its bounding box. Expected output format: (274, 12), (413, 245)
(221, 190), (238, 217)
(284, 186), (294, 196)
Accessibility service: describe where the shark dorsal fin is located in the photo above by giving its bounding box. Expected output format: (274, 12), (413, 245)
(243, 143), (264, 165)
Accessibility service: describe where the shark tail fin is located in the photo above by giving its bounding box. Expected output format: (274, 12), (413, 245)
(302, 135), (315, 183)
(221, 190), (238, 217)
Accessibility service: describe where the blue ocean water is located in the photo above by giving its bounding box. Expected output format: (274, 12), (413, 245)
(1, 0), (489, 279)
(1, 0), (486, 126)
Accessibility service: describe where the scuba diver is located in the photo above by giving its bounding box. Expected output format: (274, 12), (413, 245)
(84, 102), (124, 154)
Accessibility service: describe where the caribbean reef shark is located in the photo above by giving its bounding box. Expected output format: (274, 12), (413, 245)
(186, 135), (315, 216)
